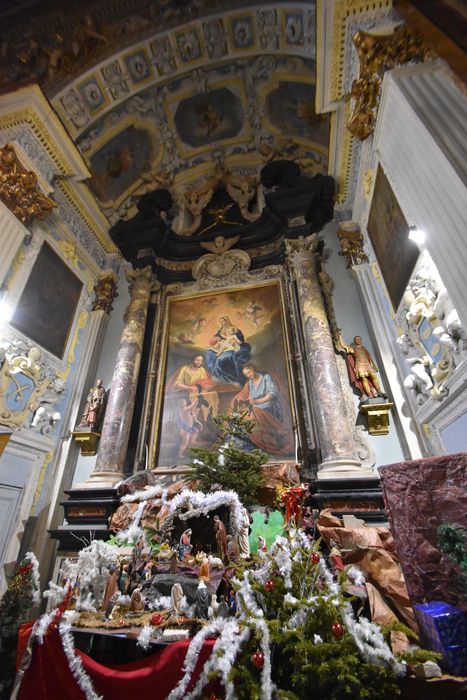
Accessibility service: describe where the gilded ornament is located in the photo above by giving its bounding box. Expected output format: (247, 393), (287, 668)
(0, 143), (56, 226)
(0, 346), (50, 429)
(336, 222), (369, 267)
(92, 275), (118, 314)
(347, 25), (433, 140)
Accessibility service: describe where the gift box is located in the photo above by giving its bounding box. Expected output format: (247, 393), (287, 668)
(413, 601), (467, 676)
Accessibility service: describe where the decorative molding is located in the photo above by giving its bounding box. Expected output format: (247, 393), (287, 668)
(47, 4), (315, 138)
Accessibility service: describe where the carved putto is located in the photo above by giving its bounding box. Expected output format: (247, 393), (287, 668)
(0, 144), (56, 226)
(397, 252), (466, 406)
(192, 236), (250, 281)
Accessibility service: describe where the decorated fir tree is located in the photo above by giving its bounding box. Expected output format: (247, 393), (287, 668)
(168, 529), (412, 700)
(0, 553), (40, 696)
(190, 410), (266, 506)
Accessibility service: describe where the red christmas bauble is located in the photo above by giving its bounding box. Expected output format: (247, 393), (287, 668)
(310, 552), (320, 564)
(264, 579), (275, 592)
(151, 613), (163, 626)
(331, 622), (344, 639)
(251, 650), (264, 668)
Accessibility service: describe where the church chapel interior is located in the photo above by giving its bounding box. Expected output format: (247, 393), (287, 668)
(0, 0), (466, 697)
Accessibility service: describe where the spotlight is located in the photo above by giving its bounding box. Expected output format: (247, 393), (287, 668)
(408, 227), (426, 246)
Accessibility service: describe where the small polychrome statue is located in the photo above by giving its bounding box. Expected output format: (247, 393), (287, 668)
(179, 528), (193, 561)
(195, 581), (209, 620)
(78, 379), (106, 430)
(213, 515), (228, 561)
(216, 595), (229, 618)
(345, 335), (386, 400)
(227, 534), (239, 562)
(130, 587), (145, 612)
(170, 582), (184, 621)
(101, 565), (119, 613)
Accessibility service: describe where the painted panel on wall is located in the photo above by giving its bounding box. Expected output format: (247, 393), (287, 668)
(367, 166), (419, 310)
(155, 281), (295, 466)
(10, 242), (83, 359)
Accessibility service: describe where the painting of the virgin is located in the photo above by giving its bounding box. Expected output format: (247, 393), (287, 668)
(154, 281), (295, 466)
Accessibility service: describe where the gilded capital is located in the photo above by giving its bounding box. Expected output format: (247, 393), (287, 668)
(126, 265), (154, 293)
(285, 234), (319, 267)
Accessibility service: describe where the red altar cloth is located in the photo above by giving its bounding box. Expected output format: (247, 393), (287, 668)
(17, 624), (216, 699)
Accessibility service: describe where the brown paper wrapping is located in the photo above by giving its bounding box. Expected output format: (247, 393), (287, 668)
(318, 509), (418, 632)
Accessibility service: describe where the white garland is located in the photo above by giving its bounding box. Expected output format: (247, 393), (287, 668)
(137, 624), (153, 651)
(182, 620), (251, 700)
(33, 611), (56, 644)
(340, 602), (400, 670)
(167, 617), (229, 700)
(24, 551), (41, 605)
(249, 617), (274, 700)
(59, 623), (102, 700)
(120, 484), (168, 504)
(345, 565), (366, 586)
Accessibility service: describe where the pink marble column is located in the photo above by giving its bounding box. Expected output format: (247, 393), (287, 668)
(286, 235), (365, 478)
(89, 266), (154, 486)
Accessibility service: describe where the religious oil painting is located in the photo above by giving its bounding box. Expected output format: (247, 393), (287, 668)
(174, 87), (244, 148)
(367, 165), (419, 310)
(155, 281), (296, 467)
(10, 242), (83, 359)
(89, 125), (153, 203)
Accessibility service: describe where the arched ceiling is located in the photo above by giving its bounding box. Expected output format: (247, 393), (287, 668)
(1, 1), (328, 226)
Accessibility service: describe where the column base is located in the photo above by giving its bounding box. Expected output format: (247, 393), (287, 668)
(311, 475), (386, 524)
(317, 458), (375, 480)
(80, 470), (125, 489)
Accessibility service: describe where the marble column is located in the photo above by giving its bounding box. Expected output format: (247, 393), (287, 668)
(89, 266), (154, 486)
(286, 235), (368, 479)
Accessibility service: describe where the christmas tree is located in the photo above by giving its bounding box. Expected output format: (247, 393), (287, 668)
(0, 553), (40, 697)
(169, 530), (410, 700)
(190, 410), (266, 506)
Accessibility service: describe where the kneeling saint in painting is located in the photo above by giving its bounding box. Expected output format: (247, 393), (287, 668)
(232, 364), (294, 456)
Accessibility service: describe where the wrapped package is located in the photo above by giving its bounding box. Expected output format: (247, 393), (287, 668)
(413, 601), (467, 676)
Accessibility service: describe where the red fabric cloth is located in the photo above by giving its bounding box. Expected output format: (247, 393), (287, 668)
(17, 625), (216, 700)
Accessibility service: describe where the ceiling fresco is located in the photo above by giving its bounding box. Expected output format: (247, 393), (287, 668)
(77, 53), (329, 224)
(1, 1), (328, 227)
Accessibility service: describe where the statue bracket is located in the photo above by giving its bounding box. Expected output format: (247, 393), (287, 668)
(359, 399), (395, 436)
(72, 429), (101, 456)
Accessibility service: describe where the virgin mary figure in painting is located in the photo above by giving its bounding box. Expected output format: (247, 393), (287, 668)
(205, 315), (251, 385)
(232, 364), (294, 456)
